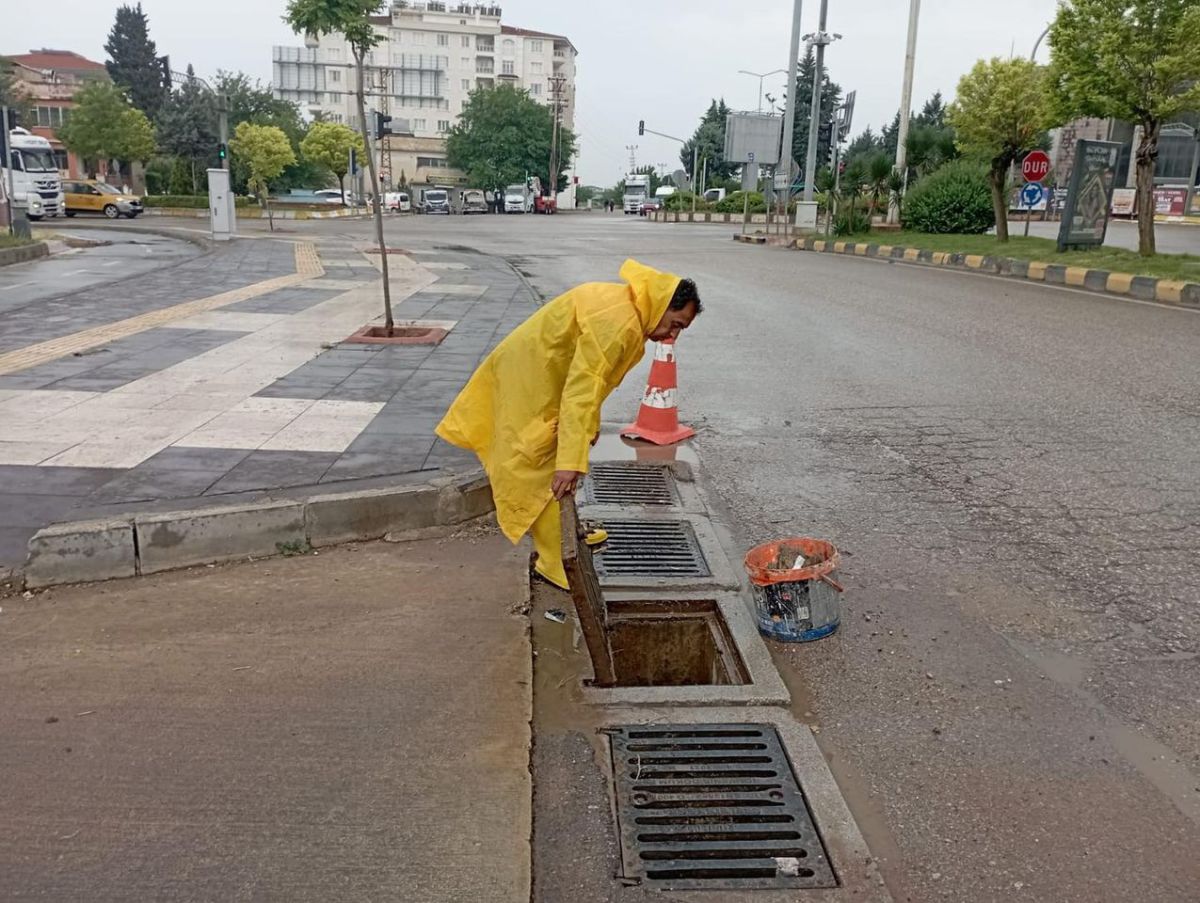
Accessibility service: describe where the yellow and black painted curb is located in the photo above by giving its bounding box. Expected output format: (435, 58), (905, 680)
(792, 237), (1200, 308)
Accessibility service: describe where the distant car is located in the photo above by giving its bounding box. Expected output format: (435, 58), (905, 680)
(385, 191), (412, 213)
(639, 197), (663, 217)
(461, 189), (488, 214)
(535, 194), (557, 215)
(313, 189), (345, 205)
(62, 180), (143, 219)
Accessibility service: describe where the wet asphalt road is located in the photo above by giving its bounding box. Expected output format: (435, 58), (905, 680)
(285, 212), (1200, 901)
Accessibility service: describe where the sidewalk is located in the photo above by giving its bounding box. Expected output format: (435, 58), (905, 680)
(0, 528), (532, 901)
(0, 234), (537, 570)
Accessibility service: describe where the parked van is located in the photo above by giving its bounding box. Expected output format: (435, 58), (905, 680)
(461, 188), (487, 214)
(386, 191), (411, 213)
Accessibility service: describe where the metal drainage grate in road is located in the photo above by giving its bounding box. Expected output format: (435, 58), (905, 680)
(608, 724), (837, 891)
(593, 519), (710, 579)
(582, 463), (678, 507)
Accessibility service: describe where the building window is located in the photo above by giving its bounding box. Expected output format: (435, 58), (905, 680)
(461, 34), (471, 47)
(413, 118), (427, 131)
(461, 78), (471, 90)
(530, 40), (544, 53)
(477, 36), (494, 51)
(412, 32), (424, 44)
(328, 47), (342, 60)
(437, 33), (449, 46)
(437, 119), (450, 132)
(461, 98), (469, 111)
(501, 60), (514, 75)
(330, 68), (341, 83)
(35, 106), (66, 127)
(53, 150), (68, 172)
(531, 83), (542, 96)
(502, 38), (515, 55)
(417, 156), (449, 168)
(461, 56), (472, 68)
(531, 61), (543, 74)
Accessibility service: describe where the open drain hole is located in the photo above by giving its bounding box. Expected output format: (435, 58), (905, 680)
(608, 724), (837, 890)
(607, 600), (747, 687)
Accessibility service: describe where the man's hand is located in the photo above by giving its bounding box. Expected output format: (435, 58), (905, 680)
(551, 470), (584, 500)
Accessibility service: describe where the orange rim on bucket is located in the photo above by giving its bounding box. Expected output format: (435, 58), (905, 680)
(744, 538), (842, 591)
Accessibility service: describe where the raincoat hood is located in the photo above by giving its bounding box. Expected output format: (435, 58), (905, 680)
(620, 259), (682, 335)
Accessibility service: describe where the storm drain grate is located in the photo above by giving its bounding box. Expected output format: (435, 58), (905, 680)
(593, 519), (710, 579)
(608, 724), (837, 891)
(582, 463), (678, 507)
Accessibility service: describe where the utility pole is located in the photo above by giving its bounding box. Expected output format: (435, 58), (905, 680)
(548, 75), (566, 203)
(888, 0), (921, 224)
(374, 67), (392, 193)
(779, 0), (805, 221)
(802, 0), (838, 204)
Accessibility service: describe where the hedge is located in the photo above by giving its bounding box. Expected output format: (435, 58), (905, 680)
(143, 194), (255, 208)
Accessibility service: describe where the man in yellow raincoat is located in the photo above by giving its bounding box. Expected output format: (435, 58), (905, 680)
(435, 259), (702, 587)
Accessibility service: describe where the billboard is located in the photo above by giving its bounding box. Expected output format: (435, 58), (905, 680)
(724, 112), (783, 166)
(1056, 139), (1121, 251)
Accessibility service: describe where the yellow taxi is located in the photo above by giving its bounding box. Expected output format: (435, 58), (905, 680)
(62, 179), (144, 219)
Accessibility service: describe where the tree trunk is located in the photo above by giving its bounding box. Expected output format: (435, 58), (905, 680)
(353, 49), (393, 334)
(1135, 120), (1159, 257)
(990, 167), (1009, 242)
(338, 172), (345, 206)
(191, 159), (197, 195)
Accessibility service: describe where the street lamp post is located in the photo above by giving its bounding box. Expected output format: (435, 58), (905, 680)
(801, 1), (841, 205)
(738, 68), (787, 114)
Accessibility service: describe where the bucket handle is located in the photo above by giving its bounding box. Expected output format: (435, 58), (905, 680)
(820, 574), (845, 593)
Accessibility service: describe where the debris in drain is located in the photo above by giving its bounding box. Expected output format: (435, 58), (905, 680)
(775, 857), (804, 877)
(544, 609), (567, 624)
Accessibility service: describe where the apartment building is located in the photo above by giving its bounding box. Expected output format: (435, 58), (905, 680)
(272, 2), (577, 193)
(4, 49), (109, 178)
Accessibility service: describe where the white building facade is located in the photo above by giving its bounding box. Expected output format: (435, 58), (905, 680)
(272, 2), (577, 198)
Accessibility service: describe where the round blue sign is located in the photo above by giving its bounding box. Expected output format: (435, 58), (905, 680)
(1021, 181), (1045, 207)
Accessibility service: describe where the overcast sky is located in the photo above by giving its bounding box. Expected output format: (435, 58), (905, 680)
(7, 0), (1061, 185)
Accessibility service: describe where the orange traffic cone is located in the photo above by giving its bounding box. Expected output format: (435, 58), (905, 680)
(621, 338), (696, 446)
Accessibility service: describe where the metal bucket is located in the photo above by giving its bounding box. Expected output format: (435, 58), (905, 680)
(744, 538), (844, 642)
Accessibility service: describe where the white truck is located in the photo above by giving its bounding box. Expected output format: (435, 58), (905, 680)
(3, 128), (64, 220)
(623, 173), (650, 214)
(504, 182), (534, 214)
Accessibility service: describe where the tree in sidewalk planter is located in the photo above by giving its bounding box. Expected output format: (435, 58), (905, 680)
(865, 153), (894, 217)
(947, 58), (1056, 242)
(156, 65), (219, 194)
(229, 122), (295, 231)
(1049, 0), (1200, 257)
(104, 3), (170, 123)
(285, 0), (396, 334)
(901, 160), (994, 234)
(300, 122), (364, 205)
(58, 81), (155, 182)
(834, 157), (871, 235)
(445, 84), (577, 192)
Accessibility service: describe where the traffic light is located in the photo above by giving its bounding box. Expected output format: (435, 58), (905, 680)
(374, 111), (394, 138)
(217, 142), (227, 161)
(638, 119), (645, 136)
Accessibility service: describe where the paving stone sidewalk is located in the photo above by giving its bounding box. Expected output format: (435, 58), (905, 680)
(0, 238), (537, 570)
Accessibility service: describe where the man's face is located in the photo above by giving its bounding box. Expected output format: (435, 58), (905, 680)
(649, 303), (698, 342)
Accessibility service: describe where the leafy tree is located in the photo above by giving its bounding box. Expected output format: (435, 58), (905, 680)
(58, 80), (156, 179)
(948, 58), (1056, 241)
(788, 48), (842, 176)
(446, 84), (578, 192)
(0, 57), (35, 123)
(286, 0), (396, 333)
(230, 122), (295, 231)
(300, 121), (364, 204)
(1049, 0), (1200, 256)
(902, 160), (995, 234)
(213, 70), (319, 193)
(681, 99), (735, 182)
(916, 91), (948, 128)
(844, 126), (882, 166)
(156, 66), (219, 193)
(865, 152), (895, 216)
(104, 3), (169, 122)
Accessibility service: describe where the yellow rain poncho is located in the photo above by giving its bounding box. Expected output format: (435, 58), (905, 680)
(435, 259), (682, 588)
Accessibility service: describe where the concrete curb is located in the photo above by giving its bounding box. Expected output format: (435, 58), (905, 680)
(0, 241), (50, 267)
(40, 220), (213, 250)
(143, 206), (371, 220)
(793, 236), (1200, 308)
(22, 470), (495, 589)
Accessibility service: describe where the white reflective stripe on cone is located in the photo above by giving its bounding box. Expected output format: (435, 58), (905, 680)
(653, 342), (676, 363)
(641, 387), (677, 409)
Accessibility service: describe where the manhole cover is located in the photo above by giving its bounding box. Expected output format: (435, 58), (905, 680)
(608, 724), (836, 890)
(582, 463), (677, 506)
(593, 520), (710, 579)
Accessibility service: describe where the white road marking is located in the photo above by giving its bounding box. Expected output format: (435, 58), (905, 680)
(102, 260), (121, 267)
(0, 281), (34, 291)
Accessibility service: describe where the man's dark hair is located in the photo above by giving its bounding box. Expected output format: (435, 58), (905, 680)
(670, 278), (703, 314)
